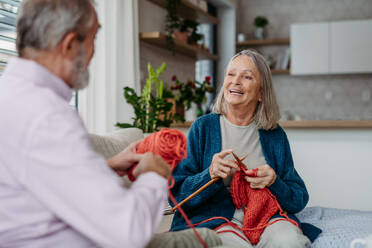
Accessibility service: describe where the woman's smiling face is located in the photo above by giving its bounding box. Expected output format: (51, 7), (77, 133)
(223, 55), (262, 109)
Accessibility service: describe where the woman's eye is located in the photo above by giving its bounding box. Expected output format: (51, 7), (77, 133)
(244, 76), (252, 80)
(228, 73), (235, 76)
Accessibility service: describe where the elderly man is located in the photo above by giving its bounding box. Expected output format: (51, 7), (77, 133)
(0, 0), (173, 247)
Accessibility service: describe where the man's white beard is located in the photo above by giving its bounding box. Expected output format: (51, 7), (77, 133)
(71, 46), (90, 91)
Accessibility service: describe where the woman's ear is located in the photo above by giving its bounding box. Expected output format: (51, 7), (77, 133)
(59, 32), (79, 60)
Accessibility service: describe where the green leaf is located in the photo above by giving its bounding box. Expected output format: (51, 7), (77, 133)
(159, 80), (164, 99)
(115, 122), (134, 128)
(118, 62), (181, 133)
(156, 62), (167, 76)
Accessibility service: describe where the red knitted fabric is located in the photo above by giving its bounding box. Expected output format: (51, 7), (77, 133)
(230, 170), (280, 244)
(228, 162), (298, 244)
(127, 128), (187, 181)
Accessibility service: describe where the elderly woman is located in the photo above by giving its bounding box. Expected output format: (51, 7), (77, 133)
(169, 50), (320, 247)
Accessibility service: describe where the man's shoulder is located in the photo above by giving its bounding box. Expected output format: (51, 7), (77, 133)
(3, 79), (72, 114)
(0, 80), (78, 137)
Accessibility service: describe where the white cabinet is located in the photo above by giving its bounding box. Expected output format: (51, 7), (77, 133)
(331, 20), (372, 73)
(291, 23), (329, 75)
(290, 19), (372, 75)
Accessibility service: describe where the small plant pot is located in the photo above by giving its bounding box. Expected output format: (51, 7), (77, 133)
(173, 31), (189, 43)
(167, 98), (185, 120)
(185, 103), (197, 121)
(254, 27), (265, 40)
(196, 103), (203, 117)
(237, 33), (246, 43)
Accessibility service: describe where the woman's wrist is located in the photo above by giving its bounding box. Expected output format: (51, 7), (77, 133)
(267, 174), (277, 187)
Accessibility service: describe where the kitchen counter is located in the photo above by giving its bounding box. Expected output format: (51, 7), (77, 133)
(172, 120), (372, 129)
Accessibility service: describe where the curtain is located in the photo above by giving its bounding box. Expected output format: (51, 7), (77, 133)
(78, 0), (140, 134)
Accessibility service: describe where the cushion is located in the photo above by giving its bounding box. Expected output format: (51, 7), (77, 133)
(89, 128), (143, 187)
(89, 128), (143, 159)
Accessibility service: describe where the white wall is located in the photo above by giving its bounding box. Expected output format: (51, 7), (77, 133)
(286, 128), (372, 211)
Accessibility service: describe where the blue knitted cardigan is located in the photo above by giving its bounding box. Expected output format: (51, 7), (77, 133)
(169, 113), (321, 242)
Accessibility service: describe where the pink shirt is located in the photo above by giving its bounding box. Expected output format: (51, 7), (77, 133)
(0, 58), (168, 248)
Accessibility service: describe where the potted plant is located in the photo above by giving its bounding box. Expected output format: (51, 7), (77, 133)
(170, 75), (213, 120)
(164, 1), (203, 51)
(116, 62), (182, 133)
(170, 75), (195, 111)
(192, 76), (214, 117)
(165, 0), (181, 52)
(254, 16), (268, 40)
(179, 19), (203, 45)
(173, 18), (189, 44)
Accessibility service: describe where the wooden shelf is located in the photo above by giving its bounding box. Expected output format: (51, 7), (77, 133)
(171, 121), (193, 128)
(139, 32), (219, 61)
(148, 0), (218, 24)
(280, 120), (372, 128)
(171, 120), (372, 129)
(237, 38), (290, 47)
(271, 69), (290, 74)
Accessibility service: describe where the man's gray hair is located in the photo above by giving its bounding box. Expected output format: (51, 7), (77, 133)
(16, 0), (95, 55)
(213, 49), (281, 130)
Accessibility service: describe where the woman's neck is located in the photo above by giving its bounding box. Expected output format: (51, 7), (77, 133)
(224, 103), (256, 126)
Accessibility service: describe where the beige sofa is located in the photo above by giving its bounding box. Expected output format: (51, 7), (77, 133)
(89, 128), (172, 232)
(89, 128), (223, 248)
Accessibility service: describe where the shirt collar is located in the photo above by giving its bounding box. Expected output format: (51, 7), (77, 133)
(5, 57), (73, 102)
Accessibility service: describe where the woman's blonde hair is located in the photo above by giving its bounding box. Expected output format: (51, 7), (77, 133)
(212, 49), (280, 130)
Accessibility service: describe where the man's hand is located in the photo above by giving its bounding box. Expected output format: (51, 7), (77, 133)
(209, 149), (238, 179)
(107, 140), (144, 176)
(133, 153), (171, 179)
(244, 164), (276, 189)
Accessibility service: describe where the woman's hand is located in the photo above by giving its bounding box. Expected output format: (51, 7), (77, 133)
(107, 140), (144, 176)
(209, 149), (238, 179)
(245, 164), (276, 189)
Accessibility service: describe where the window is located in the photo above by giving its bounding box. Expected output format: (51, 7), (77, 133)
(0, 0), (78, 108)
(0, 0), (19, 76)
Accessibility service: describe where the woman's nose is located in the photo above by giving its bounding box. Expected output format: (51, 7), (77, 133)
(232, 75), (241, 85)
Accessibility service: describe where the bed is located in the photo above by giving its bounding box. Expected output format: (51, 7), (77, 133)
(296, 207), (372, 247)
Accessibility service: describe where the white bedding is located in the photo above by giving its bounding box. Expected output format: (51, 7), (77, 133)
(296, 206), (372, 248)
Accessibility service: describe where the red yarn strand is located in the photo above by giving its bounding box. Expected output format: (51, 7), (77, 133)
(168, 189), (208, 248)
(128, 128), (208, 248)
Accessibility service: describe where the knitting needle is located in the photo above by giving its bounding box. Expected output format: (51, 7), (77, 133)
(231, 152), (248, 173)
(171, 153), (248, 213)
(171, 177), (219, 213)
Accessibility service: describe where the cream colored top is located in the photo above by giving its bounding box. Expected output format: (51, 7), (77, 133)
(220, 115), (267, 186)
